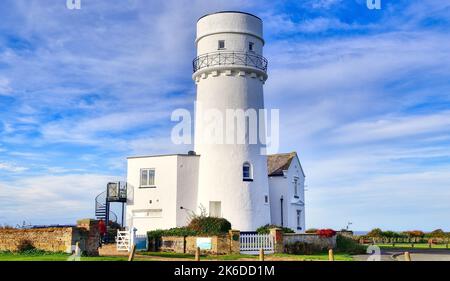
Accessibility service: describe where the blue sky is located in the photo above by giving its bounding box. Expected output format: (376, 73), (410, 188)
(0, 0), (449, 231)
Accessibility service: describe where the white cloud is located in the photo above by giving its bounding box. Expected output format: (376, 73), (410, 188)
(0, 162), (27, 173)
(0, 173), (119, 225)
(330, 111), (450, 144)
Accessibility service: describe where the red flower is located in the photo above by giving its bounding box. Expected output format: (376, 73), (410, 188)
(316, 229), (336, 238)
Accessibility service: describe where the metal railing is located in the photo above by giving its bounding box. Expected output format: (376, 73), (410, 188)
(193, 51), (268, 73)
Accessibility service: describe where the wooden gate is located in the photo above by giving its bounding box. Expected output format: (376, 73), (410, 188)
(240, 233), (274, 254)
(116, 230), (130, 252)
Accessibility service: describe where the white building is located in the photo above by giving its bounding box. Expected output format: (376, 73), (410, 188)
(126, 11), (306, 235)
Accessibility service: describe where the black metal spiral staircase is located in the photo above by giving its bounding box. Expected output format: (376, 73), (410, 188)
(95, 191), (118, 223)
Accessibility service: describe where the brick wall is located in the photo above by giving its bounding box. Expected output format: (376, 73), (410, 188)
(0, 219), (100, 256)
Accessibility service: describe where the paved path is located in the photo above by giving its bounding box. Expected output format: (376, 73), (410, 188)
(353, 248), (450, 261)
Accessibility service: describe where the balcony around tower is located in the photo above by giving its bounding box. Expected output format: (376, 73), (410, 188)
(193, 51), (268, 74)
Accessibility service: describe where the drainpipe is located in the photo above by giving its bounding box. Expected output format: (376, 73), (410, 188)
(280, 196), (284, 227)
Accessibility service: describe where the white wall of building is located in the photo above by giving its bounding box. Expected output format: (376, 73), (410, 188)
(126, 155), (199, 235)
(268, 156), (306, 233)
(176, 156), (200, 226)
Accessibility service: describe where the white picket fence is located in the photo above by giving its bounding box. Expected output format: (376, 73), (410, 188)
(240, 233), (274, 254)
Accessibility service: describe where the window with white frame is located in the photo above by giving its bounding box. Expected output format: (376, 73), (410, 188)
(243, 162), (253, 181)
(140, 168), (155, 188)
(296, 210), (302, 230)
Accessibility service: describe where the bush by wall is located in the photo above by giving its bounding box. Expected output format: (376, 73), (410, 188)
(305, 228), (318, 234)
(147, 217), (232, 251)
(335, 234), (366, 254)
(256, 224), (295, 234)
(147, 227), (198, 241)
(188, 217), (231, 235)
(17, 239), (36, 252)
(316, 229), (336, 238)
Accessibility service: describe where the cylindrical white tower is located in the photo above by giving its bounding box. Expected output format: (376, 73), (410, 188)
(193, 11), (271, 231)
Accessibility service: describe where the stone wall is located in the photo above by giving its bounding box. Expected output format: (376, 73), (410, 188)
(160, 230), (240, 255)
(282, 233), (336, 250)
(0, 219), (100, 256)
(0, 227), (75, 253)
(76, 219), (100, 256)
(160, 236), (186, 253)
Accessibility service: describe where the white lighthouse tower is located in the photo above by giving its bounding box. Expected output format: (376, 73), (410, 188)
(193, 11), (271, 231)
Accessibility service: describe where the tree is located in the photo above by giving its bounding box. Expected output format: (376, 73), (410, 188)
(367, 228), (383, 237)
(430, 229), (445, 238)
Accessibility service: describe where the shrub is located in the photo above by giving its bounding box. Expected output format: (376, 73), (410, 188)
(147, 229), (168, 241)
(382, 231), (406, 238)
(146, 216), (231, 251)
(429, 229), (446, 238)
(335, 235), (366, 255)
(367, 228), (383, 237)
(164, 227), (198, 237)
(147, 217), (231, 249)
(284, 241), (324, 255)
(403, 230), (425, 238)
(305, 228), (318, 234)
(317, 229), (336, 238)
(188, 217), (231, 235)
(256, 224), (295, 234)
(17, 239), (35, 252)
(0, 225), (14, 229)
(147, 227), (198, 240)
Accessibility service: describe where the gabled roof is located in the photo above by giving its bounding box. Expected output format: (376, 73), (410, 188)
(267, 152), (298, 177)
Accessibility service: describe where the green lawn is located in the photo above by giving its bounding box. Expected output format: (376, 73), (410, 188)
(134, 251), (354, 261)
(375, 243), (449, 250)
(272, 253), (353, 261)
(0, 251), (354, 261)
(0, 252), (127, 261)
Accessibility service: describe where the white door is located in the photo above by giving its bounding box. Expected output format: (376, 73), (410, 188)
(209, 201), (221, 217)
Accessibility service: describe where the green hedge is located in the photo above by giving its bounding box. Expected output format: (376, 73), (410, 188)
(256, 224), (295, 234)
(188, 216), (231, 235)
(147, 227), (198, 241)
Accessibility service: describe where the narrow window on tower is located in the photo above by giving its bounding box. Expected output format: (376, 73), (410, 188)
(243, 162), (253, 181)
(249, 42), (254, 52)
(218, 40), (225, 50)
